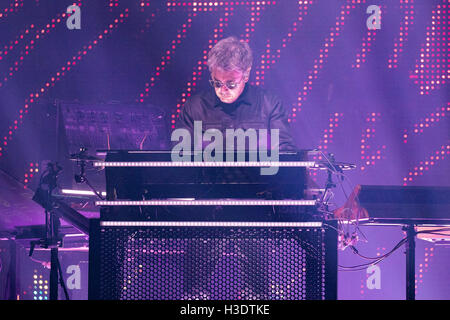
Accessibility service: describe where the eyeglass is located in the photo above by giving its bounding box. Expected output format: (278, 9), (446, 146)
(209, 78), (243, 90)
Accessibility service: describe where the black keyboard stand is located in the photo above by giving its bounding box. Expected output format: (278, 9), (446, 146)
(403, 223), (416, 301)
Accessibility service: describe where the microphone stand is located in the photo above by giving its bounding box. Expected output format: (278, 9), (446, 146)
(318, 153), (339, 218)
(31, 162), (70, 300)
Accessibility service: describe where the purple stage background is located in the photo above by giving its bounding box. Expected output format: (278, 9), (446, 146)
(0, 0), (449, 299)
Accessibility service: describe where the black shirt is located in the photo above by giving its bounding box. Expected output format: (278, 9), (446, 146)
(176, 84), (297, 151)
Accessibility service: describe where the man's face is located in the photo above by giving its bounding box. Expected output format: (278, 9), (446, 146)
(211, 68), (250, 104)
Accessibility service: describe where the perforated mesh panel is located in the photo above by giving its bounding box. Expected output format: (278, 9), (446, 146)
(90, 223), (335, 300)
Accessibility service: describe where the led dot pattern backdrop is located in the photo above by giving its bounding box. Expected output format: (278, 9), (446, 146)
(0, 0), (448, 187)
(0, 0), (449, 300)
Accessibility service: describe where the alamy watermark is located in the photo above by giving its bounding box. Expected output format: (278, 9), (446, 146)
(366, 265), (381, 290)
(366, 5), (381, 30)
(66, 5), (81, 30)
(171, 121), (280, 175)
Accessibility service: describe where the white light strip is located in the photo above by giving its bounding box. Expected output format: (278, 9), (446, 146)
(63, 233), (87, 238)
(95, 199), (316, 206)
(93, 161), (317, 168)
(61, 189), (107, 196)
(100, 221), (323, 228)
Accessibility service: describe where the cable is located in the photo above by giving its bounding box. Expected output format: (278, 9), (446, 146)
(339, 237), (408, 271)
(313, 151), (411, 269)
(317, 150), (449, 269)
(29, 257), (51, 269)
(318, 151), (374, 250)
(317, 151), (359, 245)
(340, 227), (450, 271)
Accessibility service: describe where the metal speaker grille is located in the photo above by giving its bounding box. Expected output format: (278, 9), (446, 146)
(91, 224), (334, 300)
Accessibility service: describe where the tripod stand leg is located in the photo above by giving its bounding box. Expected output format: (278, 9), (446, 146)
(405, 224), (416, 301)
(49, 247), (70, 300)
(50, 248), (59, 300)
(56, 255), (70, 300)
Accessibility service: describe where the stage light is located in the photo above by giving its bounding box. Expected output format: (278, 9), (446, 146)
(360, 113), (385, 171)
(290, 1), (353, 122)
(61, 189), (107, 197)
(93, 160), (317, 167)
(100, 220), (323, 228)
(32, 270), (48, 301)
(95, 199), (317, 206)
(412, 4), (448, 95)
(405, 103), (450, 143)
(403, 145), (450, 185)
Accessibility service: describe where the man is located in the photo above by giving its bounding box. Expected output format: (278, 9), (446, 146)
(176, 36), (297, 300)
(176, 36), (297, 152)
